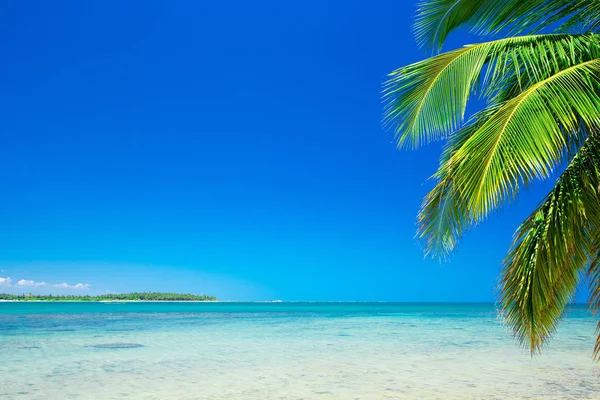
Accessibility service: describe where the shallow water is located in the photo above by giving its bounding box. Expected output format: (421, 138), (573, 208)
(1, 302), (599, 399)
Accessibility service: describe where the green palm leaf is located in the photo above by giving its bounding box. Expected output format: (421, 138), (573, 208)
(383, 34), (600, 149)
(417, 106), (499, 257)
(585, 186), (600, 360)
(414, 0), (598, 50)
(587, 248), (600, 358)
(502, 133), (600, 354)
(449, 58), (600, 220)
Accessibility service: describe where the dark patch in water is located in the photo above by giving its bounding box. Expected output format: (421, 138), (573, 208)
(20, 346), (41, 349)
(88, 343), (145, 349)
(105, 328), (136, 332)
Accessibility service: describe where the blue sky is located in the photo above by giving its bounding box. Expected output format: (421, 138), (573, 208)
(0, 0), (586, 301)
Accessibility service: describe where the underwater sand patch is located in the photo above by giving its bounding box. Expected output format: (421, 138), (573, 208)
(88, 343), (145, 349)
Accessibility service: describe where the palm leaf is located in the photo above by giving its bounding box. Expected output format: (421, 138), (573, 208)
(416, 54), (600, 257)
(414, 0), (597, 50)
(414, 0), (487, 50)
(417, 106), (501, 257)
(586, 195), (600, 359)
(502, 133), (600, 354)
(552, 1), (600, 34)
(448, 58), (600, 221)
(588, 252), (600, 359)
(383, 34), (600, 149)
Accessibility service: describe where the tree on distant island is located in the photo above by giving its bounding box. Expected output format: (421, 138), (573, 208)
(0, 292), (216, 301)
(384, 0), (600, 358)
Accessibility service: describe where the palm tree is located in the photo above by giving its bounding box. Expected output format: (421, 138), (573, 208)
(383, 0), (600, 358)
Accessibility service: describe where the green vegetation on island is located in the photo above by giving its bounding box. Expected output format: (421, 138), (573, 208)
(0, 292), (216, 301)
(384, 1), (600, 358)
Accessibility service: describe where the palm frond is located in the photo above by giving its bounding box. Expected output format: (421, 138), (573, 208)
(414, 0), (598, 50)
(550, 1), (600, 34)
(586, 206), (600, 359)
(416, 53), (600, 258)
(414, 0), (487, 50)
(588, 252), (600, 359)
(501, 133), (600, 354)
(449, 58), (600, 221)
(383, 34), (600, 149)
(417, 106), (501, 258)
(417, 169), (465, 259)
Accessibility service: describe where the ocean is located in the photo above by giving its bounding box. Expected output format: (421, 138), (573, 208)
(1, 302), (599, 399)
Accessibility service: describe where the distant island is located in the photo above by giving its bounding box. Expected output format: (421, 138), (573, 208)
(0, 292), (216, 301)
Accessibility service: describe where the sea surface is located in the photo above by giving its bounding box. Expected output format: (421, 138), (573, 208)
(1, 302), (599, 399)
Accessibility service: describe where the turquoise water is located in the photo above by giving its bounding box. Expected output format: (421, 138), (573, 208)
(1, 302), (599, 399)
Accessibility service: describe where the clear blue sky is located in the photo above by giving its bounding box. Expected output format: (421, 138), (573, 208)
(0, 0), (586, 301)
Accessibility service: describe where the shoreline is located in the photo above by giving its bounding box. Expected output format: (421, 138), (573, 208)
(0, 299), (222, 303)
